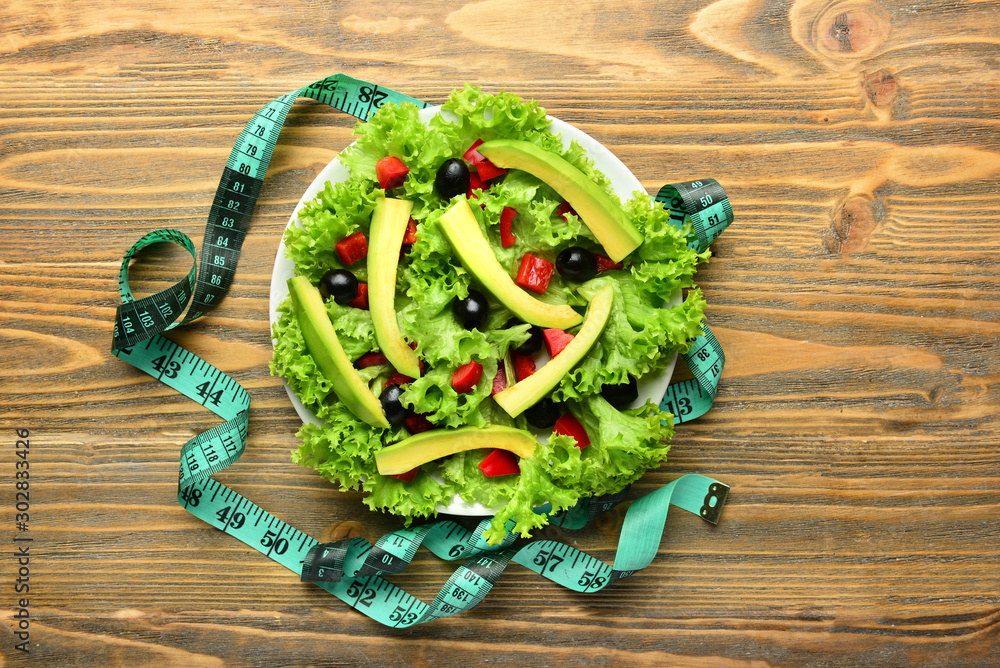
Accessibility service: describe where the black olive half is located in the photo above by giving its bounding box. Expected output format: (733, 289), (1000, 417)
(379, 384), (408, 427)
(319, 269), (359, 305)
(524, 397), (561, 429)
(601, 374), (639, 409)
(505, 318), (544, 356)
(435, 158), (471, 199)
(556, 246), (597, 282)
(453, 289), (490, 330)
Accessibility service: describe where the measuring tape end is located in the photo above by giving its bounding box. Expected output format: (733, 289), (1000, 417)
(698, 482), (729, 525)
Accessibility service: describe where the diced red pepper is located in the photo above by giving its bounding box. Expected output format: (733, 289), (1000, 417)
(335, 231), (368, 266)
(512, 353), (536, 381)
(402, 217), (418, 245)
(475, 159), (507, 181)
(491, 361), (508, 395)
(452, 359), (483, 394)
(595, 253), (623, 273)
(389, 466), (420, 482)
(404, 413), (434, 434)
(543, 328), (575, 357)
(376, 156), (409, 190)
(463, 139), (487, 163)
(499, 206), (517, 248)
(463, 139), (508, 181)
(478, 448), (520, 477)
(553, 412), (590, 449)
(387, 371), (414, 386)
(355, 351), (388, 368)
(556, 201), (578, 222)
(514, 253), (555, 294)
(467, 171), (487, 199)
(347, 282), (369, 309)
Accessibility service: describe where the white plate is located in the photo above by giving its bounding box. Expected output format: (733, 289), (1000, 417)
(269, 106), (679, 516)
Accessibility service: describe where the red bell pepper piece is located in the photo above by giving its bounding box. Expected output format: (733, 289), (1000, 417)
(402, 217), (418, 245)
(347, 282), (368, 309)
(475, 160), (507, 182)
(403, 413), (434, 434)
(355, 351), (388, 368)
(376, 156), (409, 190)
(452, 359), (483, 394)
(387, 371), (414, 387)
(389, 466), (420, 482)
(556, 201), (578, 222)
(491, 361), (507, 395)
(553, 412), (590, 449)
(467, 171), (487, 199)
(463, 139), (508, 181)
(499, 206), (517, 248)
(478, 448), (520, 477)
(543, 328), (575, 357)
(463, 139), (487, 164)
(335, 231), (368, 266)
(511, 353), (535, 381)
(595, 253), (623, 273)
(514, 253), (555, 294)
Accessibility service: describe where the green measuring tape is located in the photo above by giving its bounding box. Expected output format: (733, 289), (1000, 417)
(112, 73), (733, 626)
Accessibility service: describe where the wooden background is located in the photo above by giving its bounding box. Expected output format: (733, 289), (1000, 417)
(2, 0), (999, 665)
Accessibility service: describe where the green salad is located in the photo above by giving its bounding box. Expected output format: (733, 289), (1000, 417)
(270, 85), (709, 544)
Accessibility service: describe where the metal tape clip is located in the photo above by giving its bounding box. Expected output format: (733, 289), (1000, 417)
(699, 482), (730, 525)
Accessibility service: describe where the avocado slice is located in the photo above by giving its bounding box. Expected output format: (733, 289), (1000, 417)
(287, 275), (389, 429)
(493, 283), (613, 418)
(477, 139), (643, 263)
(375, 426), (536, 475)
(438, 199), (584, 330)
(368, 197), (421, 378)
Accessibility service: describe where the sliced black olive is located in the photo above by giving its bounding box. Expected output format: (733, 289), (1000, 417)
(524, 397), (561, 429)
(601, 374), (639, 409)
(556, 246), (597, 282)
(435, 158), (470, 199)
(319, 269), (359, 305)
(379, 384), (408, 427)
(453, 289), (489, 330)
(505, 318), (544, 356)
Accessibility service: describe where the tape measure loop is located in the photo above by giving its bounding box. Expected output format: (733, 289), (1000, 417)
(111, 73), (734, 627)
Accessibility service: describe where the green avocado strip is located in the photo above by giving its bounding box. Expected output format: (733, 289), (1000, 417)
(438, 199), (584, 330)
(477, 139), (643, 263)
(375, 426), (538, 475)
(368, 197), (421, 378)
(287, 275), (390, 428)
(493, 283), (614, 418)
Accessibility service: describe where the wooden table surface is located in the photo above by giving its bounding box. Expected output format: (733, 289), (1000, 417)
(3, 1), (999, 666)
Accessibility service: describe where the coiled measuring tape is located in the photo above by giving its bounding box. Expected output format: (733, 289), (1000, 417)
(111, 73), (733, 626)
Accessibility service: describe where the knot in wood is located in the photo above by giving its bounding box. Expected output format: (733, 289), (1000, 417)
(808, 0), (891, 67)
(824, 193), (884, 255)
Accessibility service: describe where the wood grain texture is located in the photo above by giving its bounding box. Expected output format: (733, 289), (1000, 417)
(2, 0), (999, 665)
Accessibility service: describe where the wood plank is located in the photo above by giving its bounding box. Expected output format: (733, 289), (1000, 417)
(2, 0), (999, 664)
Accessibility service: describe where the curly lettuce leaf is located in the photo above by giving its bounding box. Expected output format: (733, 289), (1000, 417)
(291, 404), (389, 491)
(362, 470), (458, 523)
(551, 276), (706, 402)
(283, 179), (382, 283)
(479, 396), (674, 543)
